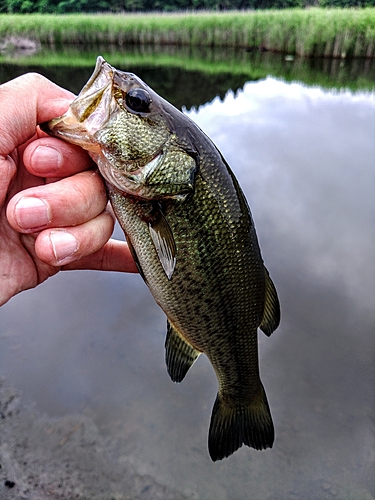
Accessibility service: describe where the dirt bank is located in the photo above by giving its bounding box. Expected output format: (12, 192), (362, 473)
(0, 380), (190, 500)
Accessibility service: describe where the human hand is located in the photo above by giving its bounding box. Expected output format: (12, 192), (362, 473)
(1, 73), (137, 306)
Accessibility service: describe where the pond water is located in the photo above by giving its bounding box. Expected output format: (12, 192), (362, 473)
(0, 51), (374, 499)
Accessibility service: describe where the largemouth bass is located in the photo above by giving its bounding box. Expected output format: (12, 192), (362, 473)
(42, 57), (280, 461)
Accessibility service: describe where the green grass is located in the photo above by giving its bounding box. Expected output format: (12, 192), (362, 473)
(0, 9), (375, 57)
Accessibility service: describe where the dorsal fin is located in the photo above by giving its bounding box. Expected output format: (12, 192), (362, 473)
(260, 267), (280, 337)
(165, 320), (200, 383)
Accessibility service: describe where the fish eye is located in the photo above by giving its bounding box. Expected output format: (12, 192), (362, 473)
(125, 88), (152, 113)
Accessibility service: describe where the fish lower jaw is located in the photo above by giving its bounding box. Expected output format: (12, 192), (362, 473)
(42, 123), (101, 153)
(61, 133), (101, 153)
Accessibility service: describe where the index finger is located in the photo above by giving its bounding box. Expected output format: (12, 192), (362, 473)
(23, 137), (95, 178)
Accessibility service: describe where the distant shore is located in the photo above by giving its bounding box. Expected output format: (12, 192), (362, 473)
(0, 9), (374, 58)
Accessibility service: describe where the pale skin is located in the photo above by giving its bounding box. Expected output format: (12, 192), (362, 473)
(0, 73), (137, 307)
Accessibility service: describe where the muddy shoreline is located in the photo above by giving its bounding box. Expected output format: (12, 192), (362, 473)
(0, 380), (190, 500)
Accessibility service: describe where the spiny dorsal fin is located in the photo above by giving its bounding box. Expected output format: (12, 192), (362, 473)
(165, 320), (200, 383)
(260, 267), (280, 337)
(148, 207), (176, 280)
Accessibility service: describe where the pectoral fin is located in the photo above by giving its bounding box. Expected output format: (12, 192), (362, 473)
(259, 267), (280, 337)
(165, 320), (200, 383)
(148, 208), (177, 280)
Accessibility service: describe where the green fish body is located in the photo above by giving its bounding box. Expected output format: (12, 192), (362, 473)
(42, 57), (280, 461)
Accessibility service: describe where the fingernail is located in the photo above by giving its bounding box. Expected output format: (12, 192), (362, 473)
(31, 145), (63, 173)
(49, 230), (79, 263)
(15, 197), (51, 230)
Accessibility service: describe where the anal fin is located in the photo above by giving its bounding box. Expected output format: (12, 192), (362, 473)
(260, 267), (280, 337)
(165, 320), (200, 383)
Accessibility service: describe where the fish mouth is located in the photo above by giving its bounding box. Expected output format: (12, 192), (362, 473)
(40, 110), (98, 150)
(40, 56), (115, 151)
(79, 55), (111, 96)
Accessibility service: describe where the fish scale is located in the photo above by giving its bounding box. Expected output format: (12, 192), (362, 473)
(42, 56), (280, 461)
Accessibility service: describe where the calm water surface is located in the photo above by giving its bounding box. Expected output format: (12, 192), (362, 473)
(0, 60), (374, 499)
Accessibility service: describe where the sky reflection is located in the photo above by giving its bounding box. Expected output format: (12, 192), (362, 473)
(188, 78), (375, 311)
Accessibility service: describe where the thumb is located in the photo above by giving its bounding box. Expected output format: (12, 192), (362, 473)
(0, 73), (75, 157)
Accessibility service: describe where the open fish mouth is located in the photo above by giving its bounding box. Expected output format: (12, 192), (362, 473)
(40, 56), (115, 150)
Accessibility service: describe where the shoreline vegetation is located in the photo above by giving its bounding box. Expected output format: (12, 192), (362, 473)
(1, 9), (375, 58)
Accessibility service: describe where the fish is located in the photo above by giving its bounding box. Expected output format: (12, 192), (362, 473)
(41, 56), (280, 461)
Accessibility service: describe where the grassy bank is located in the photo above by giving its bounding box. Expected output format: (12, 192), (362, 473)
(0, 9), (375, 58)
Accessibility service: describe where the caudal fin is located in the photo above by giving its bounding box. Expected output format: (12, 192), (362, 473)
(208, 385), (274, 461)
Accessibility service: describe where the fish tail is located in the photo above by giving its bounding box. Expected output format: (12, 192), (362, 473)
(208, 385), (274, 461)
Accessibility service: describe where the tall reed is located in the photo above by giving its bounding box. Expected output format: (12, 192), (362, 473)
(0, 9), (375, 57)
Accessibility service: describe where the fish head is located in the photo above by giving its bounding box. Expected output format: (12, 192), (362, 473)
(42, 56), (198, 200)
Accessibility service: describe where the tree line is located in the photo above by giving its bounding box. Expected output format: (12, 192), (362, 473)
(0, 0), (372, 14)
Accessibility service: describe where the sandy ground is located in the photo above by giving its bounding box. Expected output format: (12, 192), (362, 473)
(0, 380), (189, 500)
